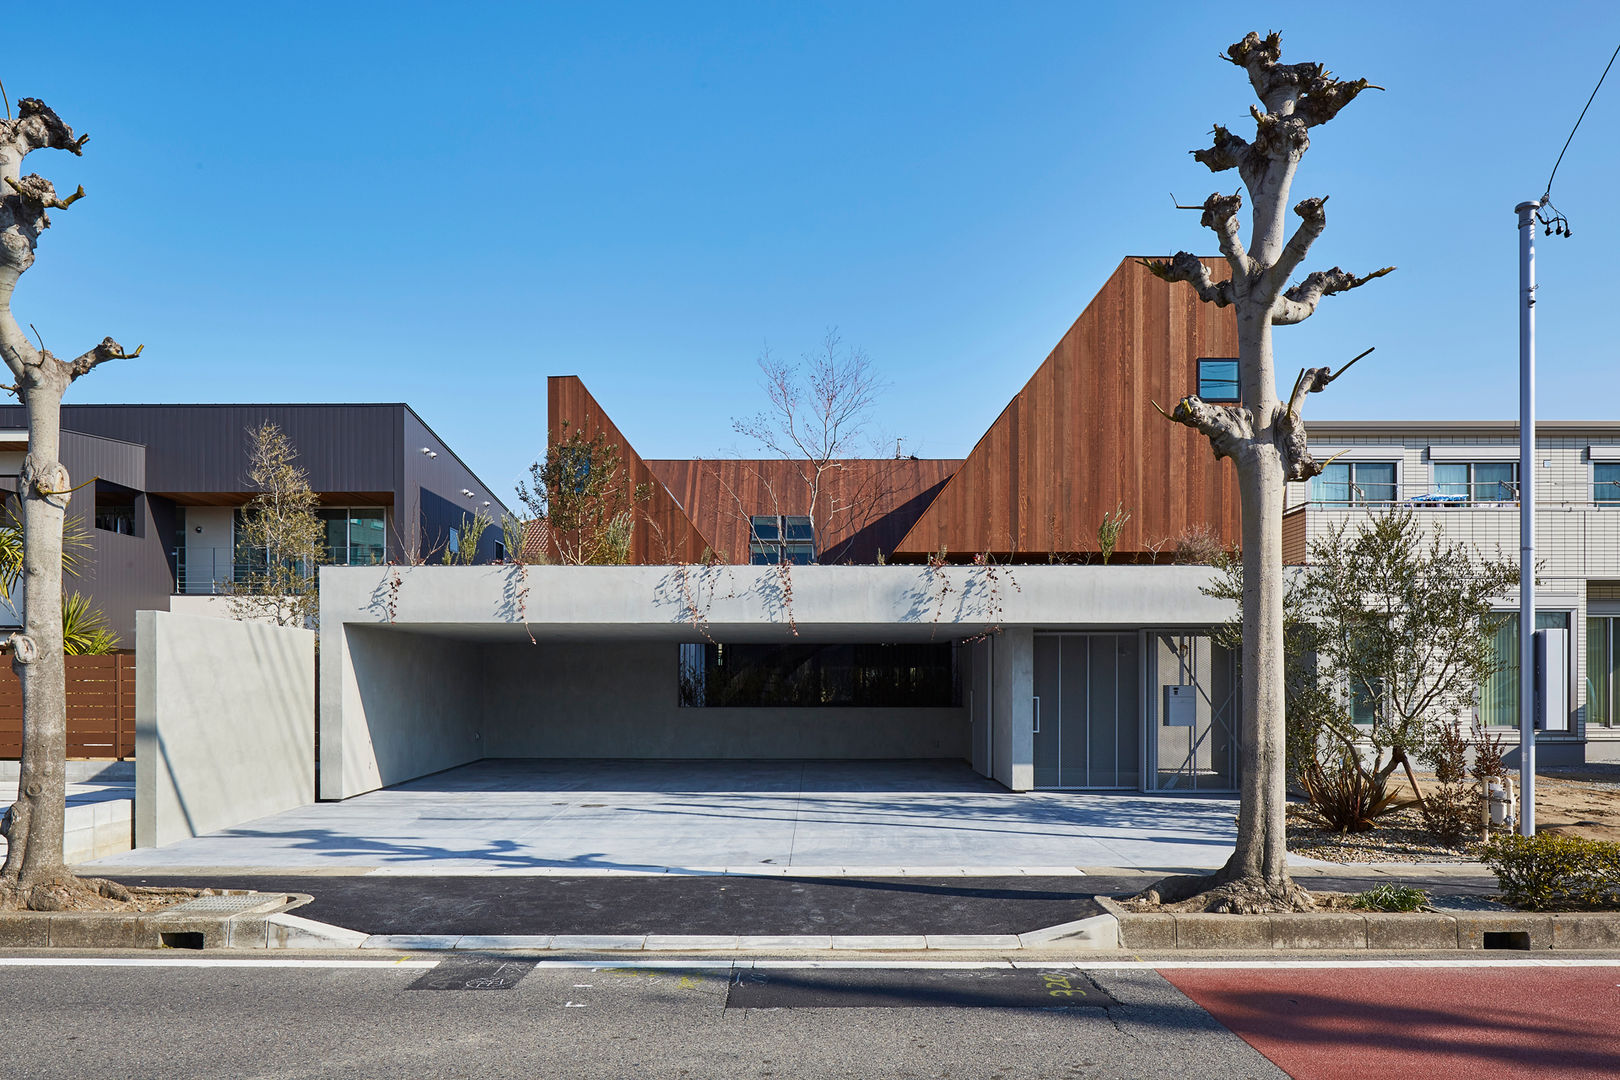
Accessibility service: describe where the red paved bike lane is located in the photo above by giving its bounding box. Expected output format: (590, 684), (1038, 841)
(1162, 965), (1620, 1079)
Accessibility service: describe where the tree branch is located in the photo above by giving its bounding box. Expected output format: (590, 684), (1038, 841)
(1221, 30), (1379, 126)
(1152, 395), (1253, 461)
(1267, 195), (1326, 295)
(1272, 265), (1395, 324)
(67, 337), (141, 380)
(1139, 253), (1234, 307)
(1199, 192), (1251, 278)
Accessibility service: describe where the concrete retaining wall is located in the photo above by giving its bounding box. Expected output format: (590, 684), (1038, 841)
(136, 611), (315, 847)
(321, 625), (483, 800)
(482, 641), (968, 759)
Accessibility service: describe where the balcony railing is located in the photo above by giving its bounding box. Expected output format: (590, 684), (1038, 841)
(1292, 480), (1620, 511)
(173, 546), (388, 595)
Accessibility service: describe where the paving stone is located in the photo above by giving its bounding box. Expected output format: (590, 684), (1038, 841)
(1173, 913), (1272, 950)
(1268, 913), (1367, 950)
(923, 934), (1022, 950)
(1363, 912), (1458, 950)
(643, 935), (741, 950)
(736, 935), (833, 950)
(454, 935), (553, 950)
(829, 935), (929, 950)
(1453, 913), (1554, 950)
(48, 913), (151, 949)
(361, 934), (461, 950)
(548, 934), (647, 951)
(1551, 914), (1620, 950)
(0, 914), (50, 947)
(1116, 913), (1177, 950)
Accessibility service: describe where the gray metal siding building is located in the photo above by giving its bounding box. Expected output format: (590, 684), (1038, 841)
(0, 403), (510, 641)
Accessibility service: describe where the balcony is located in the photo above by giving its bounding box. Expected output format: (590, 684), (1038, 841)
(1282, 482), (1620, 579)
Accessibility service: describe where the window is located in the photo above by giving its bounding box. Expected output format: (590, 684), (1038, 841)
(749, 515), (815, 564)
(1197, 358), (1240, 402)
(1590, 617), (1618, 727)
(494, 539), (506, 562)
(448, 527), (461, 556)
(1435, 462), (1517, 503)
(1311, 462), (1397, 506)
(1596, 463), (1620, 505)
(1480, 612), (1569, 726)
(93, 482), (138, 536)
(679, 642), (960, 707)
(316, 508), (386, 565)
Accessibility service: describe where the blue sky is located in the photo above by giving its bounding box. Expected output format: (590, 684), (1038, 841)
(6, 3), (1620, 495)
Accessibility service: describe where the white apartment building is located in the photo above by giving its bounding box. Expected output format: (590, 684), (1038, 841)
(1285, 420), (1620, 765)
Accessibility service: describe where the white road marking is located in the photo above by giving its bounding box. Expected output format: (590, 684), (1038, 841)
(0, 957), (438, 970)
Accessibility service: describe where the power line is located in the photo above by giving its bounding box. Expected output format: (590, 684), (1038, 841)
(1539, 41), (1620, 237)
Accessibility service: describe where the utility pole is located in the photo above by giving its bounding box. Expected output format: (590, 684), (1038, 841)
(1516, 198), (1539, 838)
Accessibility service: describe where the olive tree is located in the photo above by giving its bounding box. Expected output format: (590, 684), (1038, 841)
(1141, 32), (1392, 912)
(0, 95), (141, 909)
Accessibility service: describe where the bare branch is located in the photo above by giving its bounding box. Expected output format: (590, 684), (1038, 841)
(67, 337), (142, 380)
(1199, 192), (1250, 277)
(1267, 195), (1327, 294)
(1221, 30), (1377, 126)
(1138, 253), (1234, 307)
(0, 98), (87, 168)
(1272, 265), (1395, 325)
(1153, 395), (1253, 461)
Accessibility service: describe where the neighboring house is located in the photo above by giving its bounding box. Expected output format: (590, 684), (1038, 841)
(317, 258), (1620, 803)
(0, 403), (512, 641)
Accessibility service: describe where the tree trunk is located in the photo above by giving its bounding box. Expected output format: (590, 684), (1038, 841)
(1226, 441), (1289, 883)
(1, 381), (69, 895)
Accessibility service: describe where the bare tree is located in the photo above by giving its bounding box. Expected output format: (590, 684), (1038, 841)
(0, 95), (142, 909)
(731, 329), (894, 563)
(1140, 32), (1393, 913)
(229, 422), (324, 627)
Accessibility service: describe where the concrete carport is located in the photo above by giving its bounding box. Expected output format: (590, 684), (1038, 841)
(319, 564), (1235, 802)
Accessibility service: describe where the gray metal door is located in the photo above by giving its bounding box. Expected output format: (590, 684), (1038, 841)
(1032, 633), (1140, 789)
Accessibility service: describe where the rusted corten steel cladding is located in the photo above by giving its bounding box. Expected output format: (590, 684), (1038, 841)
(551, 258), (1241, 564)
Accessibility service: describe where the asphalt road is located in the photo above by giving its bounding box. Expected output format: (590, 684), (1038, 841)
(0, 956), (1281, 1080)
(102, 871), (1498, 937)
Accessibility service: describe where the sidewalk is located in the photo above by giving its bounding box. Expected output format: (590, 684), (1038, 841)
(103, 866), (1498, 940)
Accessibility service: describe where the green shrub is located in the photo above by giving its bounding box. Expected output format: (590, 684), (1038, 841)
(1482, 833), (1620, 910)
(1349, 884), (1428, 912)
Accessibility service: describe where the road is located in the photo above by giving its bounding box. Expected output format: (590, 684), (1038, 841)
(0, 953), (1614, 1079)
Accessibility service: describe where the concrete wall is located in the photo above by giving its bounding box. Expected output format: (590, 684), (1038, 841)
(320, 625), (484, 799)
(481, 641), (968, 760)
(135, 611), (314, 848)
(991, 628), (1034, 791)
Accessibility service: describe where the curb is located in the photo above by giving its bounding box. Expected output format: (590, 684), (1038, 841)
(0, 891), (308, 951)
(1094, 896), (1620, 951)
(346, 912), (1120, 953)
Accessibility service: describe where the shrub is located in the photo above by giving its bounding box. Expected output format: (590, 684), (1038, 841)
(1299, 748), (1402, 833)
(1482, 833), (1620, 910)
(1350, 884), (1428, 912)
(1420, 719), (1478, 845)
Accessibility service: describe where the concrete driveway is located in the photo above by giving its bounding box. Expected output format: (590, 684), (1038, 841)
(86, 759), (1244, 873)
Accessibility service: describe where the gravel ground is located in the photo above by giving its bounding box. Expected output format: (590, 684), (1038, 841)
(1286, 805), (1497, 864)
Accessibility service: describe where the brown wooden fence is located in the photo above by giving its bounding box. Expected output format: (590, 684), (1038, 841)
(0, 654), (136, 760)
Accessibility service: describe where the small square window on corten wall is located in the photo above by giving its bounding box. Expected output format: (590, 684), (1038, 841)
(1197, 358), (1240, 402)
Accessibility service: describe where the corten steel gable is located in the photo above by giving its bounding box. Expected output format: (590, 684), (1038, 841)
(892, 258), (1242, 559)
(644, 457), (959, 565)
(547, 376), (712, 563)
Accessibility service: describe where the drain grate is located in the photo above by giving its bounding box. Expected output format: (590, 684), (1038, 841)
(167, 893), (286, 916)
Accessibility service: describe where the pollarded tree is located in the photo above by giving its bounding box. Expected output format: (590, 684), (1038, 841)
(0, 95), (142, 909)
(1140, 32), (1393, 912)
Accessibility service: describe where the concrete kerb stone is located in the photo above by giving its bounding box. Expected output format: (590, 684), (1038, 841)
(1096, 893), (1620, 951)
(1016, 912), (1120, 950)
